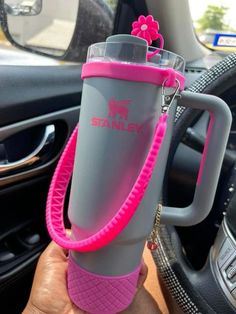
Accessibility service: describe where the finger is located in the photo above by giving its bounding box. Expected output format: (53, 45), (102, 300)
(140, 259), (148, 276)
(137, 260), (148, 289)
(40, 241), (69, 263)
(66, 229), (72, 236)
(40, 229), (72, 263)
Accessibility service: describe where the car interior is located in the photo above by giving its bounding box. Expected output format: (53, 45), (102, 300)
(0, 0), (236, 313)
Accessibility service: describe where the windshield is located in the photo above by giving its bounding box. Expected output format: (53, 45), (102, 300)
(189, 0), (236, 52)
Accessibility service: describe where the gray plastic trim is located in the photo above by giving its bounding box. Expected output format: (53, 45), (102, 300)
(146, 0), (209, 62)
(211, 219), (236, 309)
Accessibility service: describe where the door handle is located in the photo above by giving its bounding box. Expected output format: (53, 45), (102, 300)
(0, 124), (55, 174)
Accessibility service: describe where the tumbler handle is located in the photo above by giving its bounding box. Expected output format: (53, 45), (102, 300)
(161, 91), (232, 226)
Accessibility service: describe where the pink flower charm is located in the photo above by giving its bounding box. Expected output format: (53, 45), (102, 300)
(131, 15), (162, 46)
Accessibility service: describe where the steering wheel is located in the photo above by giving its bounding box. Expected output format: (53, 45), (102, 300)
(153, 52), (236, 314)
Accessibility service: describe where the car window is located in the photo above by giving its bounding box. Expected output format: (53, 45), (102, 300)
(189, 0), (236, 52)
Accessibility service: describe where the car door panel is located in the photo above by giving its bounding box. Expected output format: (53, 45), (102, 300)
(0, 64), (82, 313)
(0, 106), (79, 185)
(0, 65), (82, 126)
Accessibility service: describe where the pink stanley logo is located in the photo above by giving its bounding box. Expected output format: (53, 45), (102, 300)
(108, 98), (131, 120)
(90, 97), (143, 133)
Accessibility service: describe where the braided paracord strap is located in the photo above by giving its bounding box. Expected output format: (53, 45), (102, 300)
(46, 113), (168, 252)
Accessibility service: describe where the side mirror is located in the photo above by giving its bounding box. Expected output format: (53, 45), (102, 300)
(5, 0), (42, 16)
(0, 0), (115, 61)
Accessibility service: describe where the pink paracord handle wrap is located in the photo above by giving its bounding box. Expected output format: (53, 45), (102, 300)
(46, 113), (168, 252)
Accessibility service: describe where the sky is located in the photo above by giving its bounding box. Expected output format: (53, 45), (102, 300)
(189, 0), (236, 29)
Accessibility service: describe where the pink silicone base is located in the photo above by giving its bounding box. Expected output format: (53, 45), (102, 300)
(68, 256), (141, 314)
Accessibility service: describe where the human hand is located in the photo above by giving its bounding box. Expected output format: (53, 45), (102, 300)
(23, 241), (148, 314)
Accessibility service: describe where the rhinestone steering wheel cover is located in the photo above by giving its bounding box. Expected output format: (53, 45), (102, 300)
(156, 52), (236, 314)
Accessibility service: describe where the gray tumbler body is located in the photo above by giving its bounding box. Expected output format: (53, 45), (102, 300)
(45, 33), (231, 314)
(68, 76), (175, 275)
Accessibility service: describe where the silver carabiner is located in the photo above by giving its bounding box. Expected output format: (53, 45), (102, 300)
(161, 79), (181, 113)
